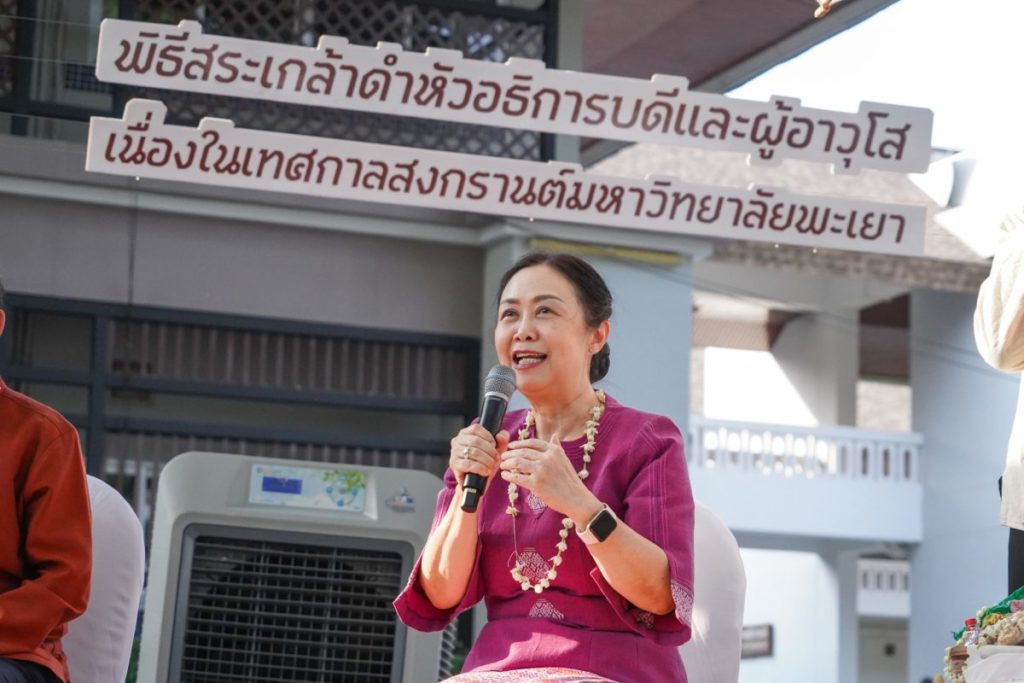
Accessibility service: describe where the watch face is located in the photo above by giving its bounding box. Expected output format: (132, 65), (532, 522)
(590, 509), (618, 542)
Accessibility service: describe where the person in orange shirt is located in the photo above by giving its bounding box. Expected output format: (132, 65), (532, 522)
(0, 280), (92, 683)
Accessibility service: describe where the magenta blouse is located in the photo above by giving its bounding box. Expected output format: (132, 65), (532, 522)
(393, 395), (695, 682)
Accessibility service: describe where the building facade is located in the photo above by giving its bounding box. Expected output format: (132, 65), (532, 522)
(1, 2), (1003, 682)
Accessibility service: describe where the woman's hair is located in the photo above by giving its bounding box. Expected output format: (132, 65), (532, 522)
(497, 252), (613, 383)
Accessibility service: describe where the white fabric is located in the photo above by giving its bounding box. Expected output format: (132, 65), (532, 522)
(966, 652), (1024, 682)
(64, 476), (146, 683)
(975, 228), (1024, 530)
(678, 502), (746, 683)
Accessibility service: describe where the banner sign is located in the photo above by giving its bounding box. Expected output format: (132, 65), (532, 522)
(95, 19), (934, 174)
(86, 99), (926, 256)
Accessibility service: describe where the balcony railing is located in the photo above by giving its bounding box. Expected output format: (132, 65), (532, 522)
(687, 416), (922, 484)
(857, 558), (911, 618)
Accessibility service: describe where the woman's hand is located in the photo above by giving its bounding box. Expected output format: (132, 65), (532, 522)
(449, 425), (510, 491)
(500, 434), (598, 519)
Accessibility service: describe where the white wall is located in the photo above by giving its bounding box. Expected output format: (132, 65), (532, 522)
(0, 194), (484, 336)
(857, 380), (912, 433)
(691, 468), (921, 543)
(739, 549), (840, 683)
(703, 347), (817, 426)
(909, 288), (1016, 683)
(591, 253), (693, 431)
(702, 339), (912, 432)
(774, 310), (859, 426)
(859, 622), (908, 683)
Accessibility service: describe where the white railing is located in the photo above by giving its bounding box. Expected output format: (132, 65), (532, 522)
(857, 559), (911, 618)
(687, 417), (923, 484)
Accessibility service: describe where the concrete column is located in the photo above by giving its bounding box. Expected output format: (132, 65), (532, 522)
(553, 0), (583, 164)
(830, 547), (862, 683)
(773, 308), (859, 426)
(473, 234), (529, 642)
(908, 288), (1015, 683)
(738, 541), (861, 683)
(585, 252), (692, 432)
(479, 235), (531, 392)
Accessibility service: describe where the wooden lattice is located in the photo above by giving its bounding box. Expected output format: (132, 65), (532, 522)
(0, 0), (17, 98)
(131, 0), (548, 159)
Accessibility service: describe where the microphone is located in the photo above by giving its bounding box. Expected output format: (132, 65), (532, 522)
(460, 364), (516, 512)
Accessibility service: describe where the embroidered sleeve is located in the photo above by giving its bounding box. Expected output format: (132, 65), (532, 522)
(589, 416), (695, 646)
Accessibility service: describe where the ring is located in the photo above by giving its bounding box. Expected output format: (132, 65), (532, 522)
(461, 446), (471, 458)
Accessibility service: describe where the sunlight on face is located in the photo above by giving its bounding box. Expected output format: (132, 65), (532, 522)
(495, 265), (595, 398)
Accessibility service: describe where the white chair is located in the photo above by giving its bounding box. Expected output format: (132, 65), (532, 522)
(679, 502), (746, 683)
(64, 476), (146, 683)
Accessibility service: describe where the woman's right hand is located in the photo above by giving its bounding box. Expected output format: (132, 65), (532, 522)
(449, 425), (510, 490)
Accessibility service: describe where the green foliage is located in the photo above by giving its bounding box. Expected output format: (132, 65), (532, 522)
(125, 635), (140, 683)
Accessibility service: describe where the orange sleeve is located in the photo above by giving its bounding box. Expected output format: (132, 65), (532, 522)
(0, 426), (92, 654)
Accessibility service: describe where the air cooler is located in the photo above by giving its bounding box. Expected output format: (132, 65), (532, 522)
(137, 451), (454, 683)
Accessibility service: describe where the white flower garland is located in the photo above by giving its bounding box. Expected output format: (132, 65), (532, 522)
(508, 389), (606, 593)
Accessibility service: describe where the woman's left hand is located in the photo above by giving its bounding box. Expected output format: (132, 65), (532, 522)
(499, 434), (596, 518)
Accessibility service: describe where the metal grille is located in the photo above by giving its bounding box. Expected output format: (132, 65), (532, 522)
(110, 319), (471, 403)
(439, 622), (459, 680)
(0, 1), (15, 99)
(177, 530), (407, 682)
(3, 296), (475, 541)
(131, 0), (547, 159)
(63, 62), (112, 94)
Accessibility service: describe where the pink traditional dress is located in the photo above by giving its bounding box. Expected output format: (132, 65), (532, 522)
(394, 395), (695, 683)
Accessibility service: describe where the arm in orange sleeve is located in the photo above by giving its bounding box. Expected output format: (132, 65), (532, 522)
(0, 426), (92, 654)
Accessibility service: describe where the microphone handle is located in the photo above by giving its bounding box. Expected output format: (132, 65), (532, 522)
(460, 394), (508, 512)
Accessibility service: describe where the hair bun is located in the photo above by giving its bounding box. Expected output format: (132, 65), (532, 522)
(589, 343), (611, 383)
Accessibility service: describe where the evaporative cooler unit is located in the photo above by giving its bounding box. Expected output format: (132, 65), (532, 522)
(137, 451), (454, 683)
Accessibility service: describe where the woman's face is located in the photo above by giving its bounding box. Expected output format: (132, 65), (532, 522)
(495, 264), (605, 398)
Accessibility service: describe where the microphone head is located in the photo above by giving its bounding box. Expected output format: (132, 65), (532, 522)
(484, 364), (516, 401)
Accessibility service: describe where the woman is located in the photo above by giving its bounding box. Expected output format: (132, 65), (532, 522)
(394, 252), (695, 682)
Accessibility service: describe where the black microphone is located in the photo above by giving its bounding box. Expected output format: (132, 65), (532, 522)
(460, 364), (516, 512)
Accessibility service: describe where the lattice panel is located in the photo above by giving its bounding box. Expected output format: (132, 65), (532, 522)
(131, 0), (548, 159)
(0, 0), (17, 98)
(199, 0), (304, 44)
(311, 2), (546, 63)
(109, 318), (471, 403)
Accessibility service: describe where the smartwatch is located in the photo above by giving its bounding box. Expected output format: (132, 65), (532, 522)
(576, 504), (618, 545)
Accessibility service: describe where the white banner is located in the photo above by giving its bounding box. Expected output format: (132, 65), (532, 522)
(85, 99), (926, 256)
(95, 19), (934, 175)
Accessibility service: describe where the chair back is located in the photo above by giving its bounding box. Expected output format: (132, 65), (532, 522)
(679, 501), (746, 683)
(64, 476), (146, 683)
